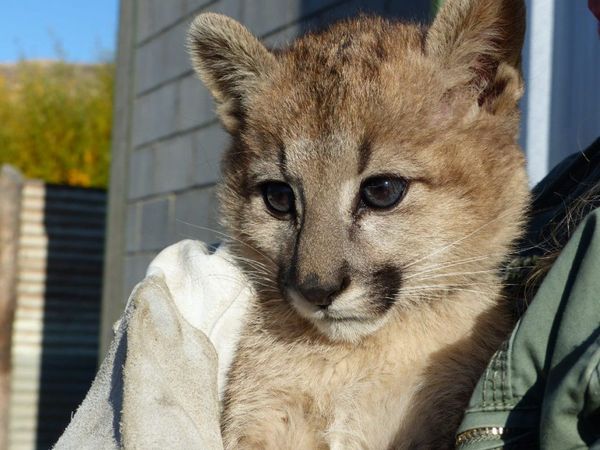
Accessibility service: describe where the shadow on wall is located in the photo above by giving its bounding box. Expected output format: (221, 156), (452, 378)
(548, 0), (600, 167)
(34, 185), (106, 449)
(298, 0), (432, 36)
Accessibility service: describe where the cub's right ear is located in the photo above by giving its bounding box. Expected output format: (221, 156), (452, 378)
(187, 13), (276, 133)
(426, 0), (526, 115)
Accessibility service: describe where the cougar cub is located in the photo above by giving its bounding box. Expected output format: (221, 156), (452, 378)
(188, 0), (529, 447)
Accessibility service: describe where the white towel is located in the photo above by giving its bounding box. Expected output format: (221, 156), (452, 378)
(53, 240), (252, 449)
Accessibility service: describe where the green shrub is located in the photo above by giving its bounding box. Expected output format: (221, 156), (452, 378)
(0, 60), (114, 188)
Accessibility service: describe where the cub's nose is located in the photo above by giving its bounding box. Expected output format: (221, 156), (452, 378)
(297, 276), (347, 309)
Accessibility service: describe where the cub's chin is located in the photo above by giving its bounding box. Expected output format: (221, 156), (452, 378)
(287, 289), (389, 343)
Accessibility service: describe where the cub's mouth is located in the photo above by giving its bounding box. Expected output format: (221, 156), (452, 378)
(288, 289), (370, 321)
(284, 271), (402, 342)
(287, 264), (401, 311)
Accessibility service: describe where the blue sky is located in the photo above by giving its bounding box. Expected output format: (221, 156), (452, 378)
(0, 1), (119, 63)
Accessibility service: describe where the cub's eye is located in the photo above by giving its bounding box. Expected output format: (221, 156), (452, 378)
(262, 182), (295, 215)
(360, 176), (407, 210)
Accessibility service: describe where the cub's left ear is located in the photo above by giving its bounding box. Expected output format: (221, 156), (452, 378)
(187, 13), (276, 133)
(426, 0), (526, 114)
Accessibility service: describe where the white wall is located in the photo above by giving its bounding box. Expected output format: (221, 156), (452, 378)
(522, 0), (600, 185)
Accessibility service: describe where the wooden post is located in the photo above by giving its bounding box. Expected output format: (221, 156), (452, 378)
(0, 165), (23, 450)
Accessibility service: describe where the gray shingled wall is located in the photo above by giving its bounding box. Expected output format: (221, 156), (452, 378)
(101, 0), (432, 355)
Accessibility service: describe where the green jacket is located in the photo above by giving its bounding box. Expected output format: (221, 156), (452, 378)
(456, 139), (600, 449)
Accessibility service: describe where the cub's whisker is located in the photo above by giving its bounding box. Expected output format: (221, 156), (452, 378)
(403, 209), (521, 270)
(407, 267), (534, 282)
(175, 220), (276, 265)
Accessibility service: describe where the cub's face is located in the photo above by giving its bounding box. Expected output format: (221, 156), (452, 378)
(188, 0), (529, 342)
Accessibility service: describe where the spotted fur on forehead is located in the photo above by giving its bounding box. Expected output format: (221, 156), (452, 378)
(245, 18), (430, 143)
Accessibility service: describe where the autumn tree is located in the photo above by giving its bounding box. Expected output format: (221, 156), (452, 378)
(0, 60), (114, 187)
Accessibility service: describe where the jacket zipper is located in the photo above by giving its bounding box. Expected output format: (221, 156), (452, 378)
(455, 426), (506, 447)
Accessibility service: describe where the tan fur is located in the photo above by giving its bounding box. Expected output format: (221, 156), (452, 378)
(188, 1), (529, 448)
